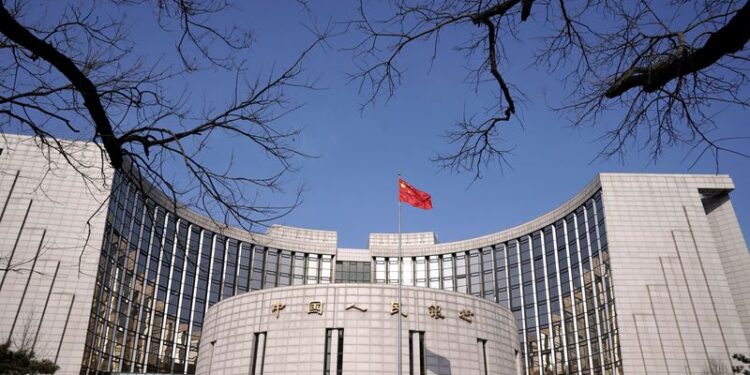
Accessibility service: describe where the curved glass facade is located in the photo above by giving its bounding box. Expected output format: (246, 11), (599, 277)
(82, 172), (620, 375)
(81, 173), (333, 374)
(373, 191), (622, 374)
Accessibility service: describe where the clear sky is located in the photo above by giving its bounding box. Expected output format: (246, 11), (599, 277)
(239, 2), (749, 248)
(31, 1), (750, 248)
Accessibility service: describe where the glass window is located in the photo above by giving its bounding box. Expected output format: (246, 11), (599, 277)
(441, 255), (454, 291)
(250, 246), (264, 290)
(237, 243), (252, 293)
(567, 215), (579, 264)
(306, 256), (319, 283)
(586, 200), (600, 257)
(335, 260), (346, 281)
(482, 247), (495, 300)
(278, 251), (292, 286)
(208, 235), (224, 305)
(595, 192), (608, 249)
(525, 305), (536, 328)
(520, 238), (532, 285)
(323, 328), (344, 375)
(185, 226), (201, 275)
(495, 244), (508, 299)
(468, 250), (481, 296)
(455, 254), (467, 293)
(264, 249), (279, 288)
(320, 255), (332, 283)
(194, 231), (211, 312)
(415, 257), (427, 287)
(293, 253), (306, 285)
(556, 222), (568, 272)
(576, 208), (589, 262)
(336, 329), (344, 375)
(545, 226), (556, 276)
(357, 261), (371, 283)
(222, 239), (238, 298)
(402, 257), (414, 286)
(428, 256), (440, 289)
(334, 261), (371, 283)
(375, 257), (386, 284)
(507, 241), (519, 287)
(250, 332), (266, 375)
(482, 247), (494, 270)
(510, 285), (522, 309)
(323, 329), (333, 375)
(388, 258), (399, 284)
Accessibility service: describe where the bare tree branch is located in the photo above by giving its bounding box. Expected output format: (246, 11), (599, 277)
(0, 2), (123, 168)
(349, 0), (750, 178)
(605, 0), (750, 97)
(0, 0), (329, 236)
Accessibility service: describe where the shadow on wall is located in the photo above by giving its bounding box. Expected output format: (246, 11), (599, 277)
(424, 347), (452, 375)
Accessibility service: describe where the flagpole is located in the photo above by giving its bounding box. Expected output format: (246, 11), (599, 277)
(397, 174), (403, 375)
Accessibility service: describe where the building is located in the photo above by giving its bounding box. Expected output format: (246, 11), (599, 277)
(195, 284), (520, 375)
(0, 133), (749, 374)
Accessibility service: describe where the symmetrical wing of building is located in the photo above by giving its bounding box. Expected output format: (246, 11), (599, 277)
(1, 133), (749, 375)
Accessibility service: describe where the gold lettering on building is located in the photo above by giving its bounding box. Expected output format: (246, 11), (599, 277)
(271, 302), (286, 319)
(307, 300), (323, 315)
(345, 304), (368, 312)
(428, 304), (445, 319)
(458, 308), (474, 323)
(390, 302), (408, 317)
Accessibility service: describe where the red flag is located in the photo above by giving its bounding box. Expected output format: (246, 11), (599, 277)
(399, 178), (432, 210)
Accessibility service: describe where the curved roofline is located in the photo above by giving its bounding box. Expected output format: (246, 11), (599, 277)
(120, 164), (338, 254)
(115, 155), (738, 258)
(369, 174), (602, 256)
(367, 173), (734, 255)
(127, 165), (603, 256)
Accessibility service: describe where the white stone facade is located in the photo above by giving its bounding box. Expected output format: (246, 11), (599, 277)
(195, 284), (520, 375)
(599, 174), (750, 373)
(0, 134), (111, 374)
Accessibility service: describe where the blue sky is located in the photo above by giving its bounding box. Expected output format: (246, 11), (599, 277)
(220, 2), (748, 248)
(29, 1), (750, 248)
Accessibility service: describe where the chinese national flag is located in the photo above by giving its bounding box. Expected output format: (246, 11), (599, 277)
(399, 178), (432, 210)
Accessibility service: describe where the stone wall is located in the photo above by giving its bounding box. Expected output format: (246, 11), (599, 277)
(196, 284), (520, 375)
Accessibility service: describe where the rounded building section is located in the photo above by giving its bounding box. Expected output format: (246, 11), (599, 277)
(81, 170), (619, 375)
(195, 284), (520, 375)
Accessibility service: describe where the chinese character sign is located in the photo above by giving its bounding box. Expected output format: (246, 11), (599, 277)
(391, 301), (408, 317)
(345, 304), (368, 312)
(458, 308), (474, 323)
(391, 302), (400, 315)
(307, 301), (323, 315)
(428, 304), (445, 319)
(271, 302), (286, 319)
